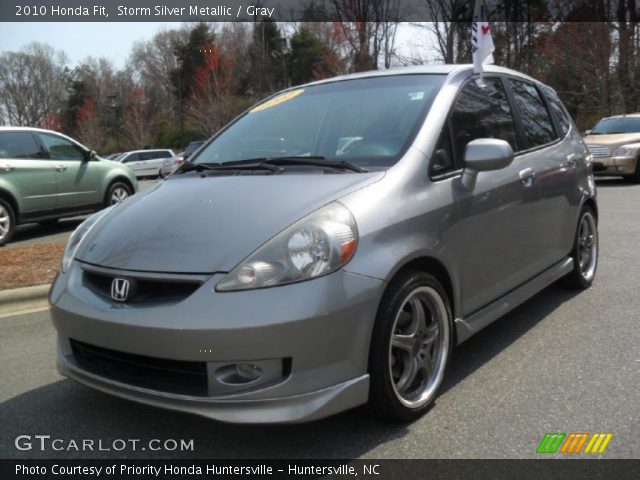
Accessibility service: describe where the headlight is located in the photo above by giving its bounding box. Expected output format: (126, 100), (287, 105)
(216, 202), (358, 291)
(614, 146), (636, 157)
(61, 207), (113, 273)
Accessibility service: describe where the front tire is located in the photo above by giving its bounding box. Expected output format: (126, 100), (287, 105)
(562, 206), (598, 289)
(369, 270), (453, 422)
(0, 198), (16, 247)
(105, 181), (132, 207)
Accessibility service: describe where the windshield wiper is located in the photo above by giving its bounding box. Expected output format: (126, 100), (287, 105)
(177, 162), (221, 173)
(178, 160), (283, 175)
(226, 156), (369, 173)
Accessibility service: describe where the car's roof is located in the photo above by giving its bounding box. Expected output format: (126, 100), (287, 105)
(299, 64), (542, 89)
(597, 113), (640, 121)
(0, 126), (89, 147)
(0, 126), (72, 135)
(121, 149), (174, 154)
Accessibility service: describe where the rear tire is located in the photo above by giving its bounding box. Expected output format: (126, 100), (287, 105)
(0, 198), (16, 247)
(562, 206), (598, 289)
(368, 270), (453, 422)
(105, 181), (132, 207)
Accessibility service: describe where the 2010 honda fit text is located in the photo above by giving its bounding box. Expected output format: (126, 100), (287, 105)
(50, 65), (598, 423)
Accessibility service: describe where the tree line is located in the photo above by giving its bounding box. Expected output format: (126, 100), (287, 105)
(0, 9), (638, 154)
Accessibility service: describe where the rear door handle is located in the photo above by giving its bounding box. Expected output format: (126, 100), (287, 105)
(565, 154), (577, 168)
(1, 164), (15, 172)
(55, 164), (67, 172)
(519, 168), (536, 187)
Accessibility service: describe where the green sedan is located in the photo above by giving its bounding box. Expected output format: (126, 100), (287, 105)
(0, 127), (138, 246)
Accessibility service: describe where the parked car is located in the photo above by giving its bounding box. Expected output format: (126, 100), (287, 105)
(115, 149), (174, 178)
(0, 127), (138, 246)
(160, 151), (185, 177)
(50, 65), (598, 424)
(161, 141), (207, 177)
(583, 114), (640, 182)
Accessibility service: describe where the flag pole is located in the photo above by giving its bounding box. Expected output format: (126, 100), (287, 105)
(471, 0), (495, 86)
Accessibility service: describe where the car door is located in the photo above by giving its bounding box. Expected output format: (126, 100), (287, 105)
(0, 130), (57, 215)
(37, 132), (101, 209)
(506, 78), (583, 268)
(436, 76), (546, 316)
(121, 153), (142, 177)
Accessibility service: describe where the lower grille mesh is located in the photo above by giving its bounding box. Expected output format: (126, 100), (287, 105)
(70, 339), (208, 396)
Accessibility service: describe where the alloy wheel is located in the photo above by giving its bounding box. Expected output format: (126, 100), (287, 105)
(578, 212), (598, 281)
(388, 286), (450, 408)
(110, 187), (129, 205)
(0, 204), (10, 241)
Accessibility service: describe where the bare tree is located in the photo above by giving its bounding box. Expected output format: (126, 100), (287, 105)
(0, 43), (68, 126)
(331, 0), (402, 71)
(419, 0), (471, 63)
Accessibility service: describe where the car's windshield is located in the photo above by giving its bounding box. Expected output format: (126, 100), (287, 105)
(591, 117), (640, 134)
(186, 142), (204, 154)
(192, 75), (445, 168)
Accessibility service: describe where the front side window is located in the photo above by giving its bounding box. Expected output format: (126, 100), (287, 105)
(193, 75), (445, 168)
(448, 77), (518, 166)
(39, 133), (85, 161)
(0, 131), (43, 160)
(509, 80), (557, 148)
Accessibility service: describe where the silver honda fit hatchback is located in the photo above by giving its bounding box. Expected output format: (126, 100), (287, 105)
(50, 65), (598, 423)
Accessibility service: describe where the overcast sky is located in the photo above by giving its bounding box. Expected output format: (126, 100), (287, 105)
(0, 22), (436, 68)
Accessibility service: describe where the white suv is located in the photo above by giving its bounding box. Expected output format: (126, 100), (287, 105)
(115, 149), (174, 178)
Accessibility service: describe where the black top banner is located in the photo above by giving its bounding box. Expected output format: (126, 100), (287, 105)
(2, 0), (635, 23)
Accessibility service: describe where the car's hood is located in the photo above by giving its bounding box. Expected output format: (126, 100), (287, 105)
(76, 171), (385, 273)
(583, 133), (640, 146)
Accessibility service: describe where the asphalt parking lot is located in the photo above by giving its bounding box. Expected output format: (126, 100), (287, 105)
(0, 178), (638, 459)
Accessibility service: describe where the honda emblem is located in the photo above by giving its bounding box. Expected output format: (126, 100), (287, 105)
(111, 278), (130, 302)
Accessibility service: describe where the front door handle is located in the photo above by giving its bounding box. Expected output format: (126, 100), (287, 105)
(55, 164), (67, 172)
(1, 164), (15, 172)
(519, 168), (536, 187)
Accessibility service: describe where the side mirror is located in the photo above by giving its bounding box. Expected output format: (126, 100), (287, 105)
(460, 139), (514, 191)
(84, 150), (96, 161)
(584, 129), (592, 136)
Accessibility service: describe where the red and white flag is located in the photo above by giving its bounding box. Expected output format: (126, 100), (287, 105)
(471, 0), (495, 74)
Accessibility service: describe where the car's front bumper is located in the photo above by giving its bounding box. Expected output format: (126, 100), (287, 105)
(592, 155), (638, 176)
(49, 262), (384, 423)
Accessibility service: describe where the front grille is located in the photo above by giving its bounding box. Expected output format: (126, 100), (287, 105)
(70, 339), (209, 396)
(586, 144), (610, 158)
(83, 269), (202, 304)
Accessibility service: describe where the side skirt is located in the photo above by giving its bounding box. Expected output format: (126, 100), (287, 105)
(454, 257), (574, 344)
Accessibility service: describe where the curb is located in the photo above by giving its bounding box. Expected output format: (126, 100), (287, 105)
(0, 284), (51, 318)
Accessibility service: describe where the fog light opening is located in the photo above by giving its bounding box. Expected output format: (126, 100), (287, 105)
(215, 363), (263, 385)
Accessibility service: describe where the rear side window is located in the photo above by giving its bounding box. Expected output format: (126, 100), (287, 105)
(541, 86), (572, 137)
(38, 133), (85, 161)
(0, 131), (43, 159)
(509, 80), (557, 148)
(447, 77), (518, 168)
